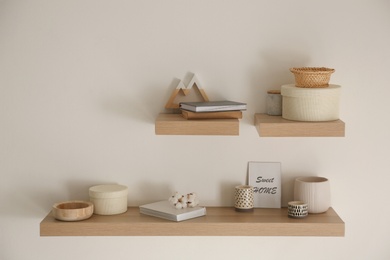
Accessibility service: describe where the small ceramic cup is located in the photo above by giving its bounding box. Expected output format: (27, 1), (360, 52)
(294, 177), (331, 214)
(288, 201), (308, 218)
(234, 185), (254, 212)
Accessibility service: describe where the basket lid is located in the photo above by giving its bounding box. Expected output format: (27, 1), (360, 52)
(89, 184), (128, 199)
(281, 84), (340, 97)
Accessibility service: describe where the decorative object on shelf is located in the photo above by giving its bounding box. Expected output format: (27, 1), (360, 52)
(287, 201), (308, 218)
(180, 100), (247, 113)
(290, 67), (335, 88)
(89, 184), (128, 215)
(266, 90), (282, 116)
(165, 73), (209, 109)
(52, 200), (93, 221)
(139, 200), (206, 222)
(248, 162), (281, 208)
(168, 192), (200, 209)
(234, 185), (254, 212)
(281, 84), (341, 122)
(157, 73), (243, 136)
(294, 177), (331, 214)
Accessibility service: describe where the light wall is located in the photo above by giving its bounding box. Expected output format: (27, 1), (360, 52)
(1, 1), (390, 259)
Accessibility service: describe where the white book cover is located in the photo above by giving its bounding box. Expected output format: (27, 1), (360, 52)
(139, 201), (206, 222)
(179, 100), (247, 112)
(248, 162), (281, 208)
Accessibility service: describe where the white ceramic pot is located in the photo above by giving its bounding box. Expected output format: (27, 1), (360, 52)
(294, 177), (331, 214)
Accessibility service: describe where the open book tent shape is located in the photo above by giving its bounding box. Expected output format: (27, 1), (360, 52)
(165, 74), (209, 109)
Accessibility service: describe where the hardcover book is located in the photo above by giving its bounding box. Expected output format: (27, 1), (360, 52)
(179, 100), (247, 112)
(139, 201), (206, 222)
(181, 110), (243, 119)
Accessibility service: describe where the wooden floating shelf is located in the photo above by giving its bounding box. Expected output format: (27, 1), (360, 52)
(155, 113), (239, 135)
(254, 113), (345, 137)
(40, 207), (344, 237)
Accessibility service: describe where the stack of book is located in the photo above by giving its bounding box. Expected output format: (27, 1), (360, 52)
(179, 100), (246, 119)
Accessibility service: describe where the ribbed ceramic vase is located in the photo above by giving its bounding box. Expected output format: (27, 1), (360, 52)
(294, 177), (330, 214)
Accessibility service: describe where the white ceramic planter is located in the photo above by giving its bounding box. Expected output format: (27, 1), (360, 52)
(294, 177), (331, 214)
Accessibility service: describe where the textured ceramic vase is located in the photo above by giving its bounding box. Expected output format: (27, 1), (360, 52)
(294, 177), (330, 214)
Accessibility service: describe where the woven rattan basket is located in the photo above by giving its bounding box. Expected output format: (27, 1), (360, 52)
(290, 67), (335, 88)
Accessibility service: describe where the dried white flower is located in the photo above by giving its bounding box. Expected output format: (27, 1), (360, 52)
(168, 192), (200, 208)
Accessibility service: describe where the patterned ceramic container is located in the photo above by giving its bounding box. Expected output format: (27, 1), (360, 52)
(288, 201), (308, 218)
(234, 185), (254, 212)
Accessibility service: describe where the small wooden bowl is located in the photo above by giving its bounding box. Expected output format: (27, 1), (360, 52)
(52, 201), (94, 221)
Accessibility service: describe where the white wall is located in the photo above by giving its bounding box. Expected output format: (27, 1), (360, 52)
(1, 0), (390, 259)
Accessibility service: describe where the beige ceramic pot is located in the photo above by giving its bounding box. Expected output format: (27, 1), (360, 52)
(294, 177), (331, 214)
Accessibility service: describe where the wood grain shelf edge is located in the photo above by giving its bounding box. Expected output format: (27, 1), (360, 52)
(40, 207), (344, 237)
(254, 113), (345, 137)
(155, 113), (239, 135)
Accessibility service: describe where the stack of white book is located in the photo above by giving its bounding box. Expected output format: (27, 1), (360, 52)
(179, 100), (246, 120)
(179, 100), (247, 112)
(139, 201), (206, 222)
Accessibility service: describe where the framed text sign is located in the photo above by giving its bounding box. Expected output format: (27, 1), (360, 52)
(248, 162), (281, 208)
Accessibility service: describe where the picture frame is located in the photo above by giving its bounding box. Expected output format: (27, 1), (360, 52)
(248, 161), (281, 208)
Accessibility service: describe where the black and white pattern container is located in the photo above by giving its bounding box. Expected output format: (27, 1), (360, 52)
(288, 201), (308, 218)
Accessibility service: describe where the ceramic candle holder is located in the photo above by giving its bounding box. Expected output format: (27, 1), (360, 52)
(234, 185), (254, 212)
(288, 201), (308, 218)
(294, 176), (331, 214)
